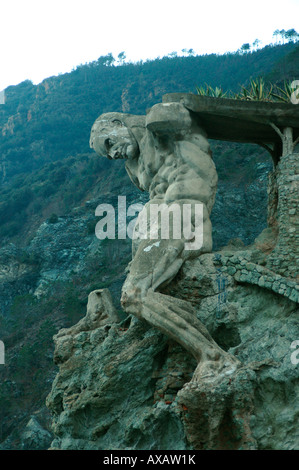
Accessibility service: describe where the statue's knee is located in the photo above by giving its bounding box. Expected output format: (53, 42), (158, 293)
(121, 286), (142, 314)
(120, 289), (130, 308)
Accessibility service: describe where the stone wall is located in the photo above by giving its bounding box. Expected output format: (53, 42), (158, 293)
(218, 252), (299, 303)
(266, 153), (299, 280)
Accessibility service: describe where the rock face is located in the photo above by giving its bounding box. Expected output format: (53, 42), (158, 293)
(165, 246), (298, 450)
(46, 242), (298, 450)
(20, 416), (52, 450)
(47, 290), (195, 450)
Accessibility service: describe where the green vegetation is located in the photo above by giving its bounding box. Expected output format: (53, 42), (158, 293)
(236, 77), (274, 101)
(0, 278), (88, 443)
(196, 77), (297, 103)
(0, 41), (297, 245)
(0, 41), (298, 184)
(0, 152), (113, 242)
(196, 84), (227, 98)
(268, 80), (295, 102)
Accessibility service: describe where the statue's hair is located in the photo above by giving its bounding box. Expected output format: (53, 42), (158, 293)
(96, 112), (146, 155)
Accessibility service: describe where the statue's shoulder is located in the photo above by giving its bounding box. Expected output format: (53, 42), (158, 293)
(146, 103), (192, 134)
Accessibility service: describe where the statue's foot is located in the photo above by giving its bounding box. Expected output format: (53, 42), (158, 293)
(177, 363), (256, 450)
(191, 352), (241, 385)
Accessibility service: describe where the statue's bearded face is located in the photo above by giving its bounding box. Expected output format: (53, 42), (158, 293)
(90, 116), (138, 160)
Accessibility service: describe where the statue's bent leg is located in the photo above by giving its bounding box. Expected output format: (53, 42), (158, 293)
(122, 237), (186, 302)
(121, 196), (240, 383)
(142, 291), (240, 381)
(121, 238), (240, 383)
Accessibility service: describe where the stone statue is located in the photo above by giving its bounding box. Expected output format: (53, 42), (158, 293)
(90, 102), (240, 384)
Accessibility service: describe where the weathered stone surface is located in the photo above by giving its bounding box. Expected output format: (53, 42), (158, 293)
(47, 314), (194, 450)
(53, 289), (120, 365)
(266, 153), (299, 280)
(20, 416), (52, 450)
(159, 250), (299, 450)
(162, 93), (299, 152)
(47, 246), (298, 450)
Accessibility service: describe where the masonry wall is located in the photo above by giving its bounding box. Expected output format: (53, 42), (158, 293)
(267, 152), (299, 280)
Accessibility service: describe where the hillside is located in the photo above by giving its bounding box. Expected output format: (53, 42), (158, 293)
(0, 42), (298, 449)
(0, 42), (297, 182)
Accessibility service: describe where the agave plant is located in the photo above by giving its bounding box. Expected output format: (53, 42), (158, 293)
(270, 81), (293, 103)
(196, 84), (227, 98)
(235, 78), (273, 102)
(195, 78), (295, 103)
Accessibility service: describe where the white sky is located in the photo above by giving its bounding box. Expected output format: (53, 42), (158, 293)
(0, 0), (298, 90)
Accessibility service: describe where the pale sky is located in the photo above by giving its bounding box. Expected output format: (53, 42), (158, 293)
(0, 0), (298, 91)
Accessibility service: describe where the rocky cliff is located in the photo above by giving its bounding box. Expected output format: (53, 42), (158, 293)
(46, 237), (298, 450)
